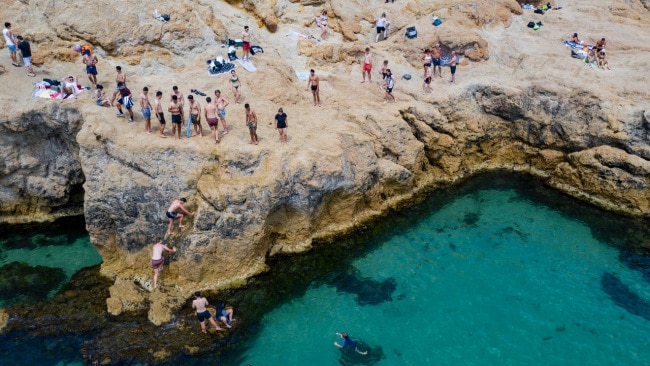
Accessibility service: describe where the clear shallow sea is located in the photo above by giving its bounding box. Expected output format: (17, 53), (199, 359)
(2, 175), (650, 366)
(234, 177), (650, 366)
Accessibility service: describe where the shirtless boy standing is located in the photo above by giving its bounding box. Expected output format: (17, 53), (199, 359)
(204, 97), (220, 144)
(187, 94), (202, 137)
(192, 291), (223, 333)
(166, 197), (194, 235)
(307, 69), (321, 106)
(151, 238), (177, 290)
(244, 103), (258, 145)
(82, 49), (98, 87)
(169, 95), (183, 140)
(241, 26), (252, 61)
(171, 86), (185, 123)
(214, 90), (230, 136)
(140, 87), (153, 134)
(111, 66), (127, 106)
(432, 44), (442, 78)
(361, 47), (373, 83)
(154, 91), (167, 138)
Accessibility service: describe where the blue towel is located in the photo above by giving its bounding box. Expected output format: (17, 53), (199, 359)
(185, 116), (192, 138)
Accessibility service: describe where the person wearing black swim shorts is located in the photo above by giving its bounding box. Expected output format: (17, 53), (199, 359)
(166, 198), (194, 235)
(275, 107), (288, 144)
(192, 292), (223, 333)
(307, 69), (321, 106)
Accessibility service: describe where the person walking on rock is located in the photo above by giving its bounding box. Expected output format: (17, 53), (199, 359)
(384, 69), (395, 103)
(307, 69), (321, 106)
(3, 22), (18, 67)
(151, 238), (176, 290)
(275, 107), (288, 144)
(192, 292), (223, 333)
(204, 96), (220, 144)
(115, 82), (134, 122)
(166, 197), (194, 235)
(361, 47), (372, 83)
(82, 48), (98, 87)
(16, 35), (34, 77)
(244, 103), (258, 145)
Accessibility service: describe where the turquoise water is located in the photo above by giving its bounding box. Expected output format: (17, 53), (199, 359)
(237, 178), (650, 365)
(0, 217), (103, 307)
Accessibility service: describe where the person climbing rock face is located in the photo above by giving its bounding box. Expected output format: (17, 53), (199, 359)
(166, 197), (194, 235)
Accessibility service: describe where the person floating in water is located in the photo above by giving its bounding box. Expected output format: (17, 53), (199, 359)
(166, 197), (194, 235)
(334, 332), (368, 355)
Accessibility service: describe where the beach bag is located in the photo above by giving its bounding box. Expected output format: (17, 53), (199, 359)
(403, 74), (412, 80)
(534, 8), (545, 14)
(527, 21), (535, 28)
(80, 45), (92, 55)
(432, 16), (442, 26)
(250, 45), (264, 55)
(161, 14), (170, 21)
(405, 26), (417, 39)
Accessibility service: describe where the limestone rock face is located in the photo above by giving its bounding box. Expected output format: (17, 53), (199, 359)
(1, 0), (650, 337)
(0, 105), (85, 224)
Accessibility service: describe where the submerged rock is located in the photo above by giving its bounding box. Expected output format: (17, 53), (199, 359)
(0, 262), (66, 306)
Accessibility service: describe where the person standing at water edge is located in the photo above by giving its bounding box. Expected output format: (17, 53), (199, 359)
(361, 47), (372, 83)
(275, 107), (288, 144)
(307, 69), (320, 106)
(244, 103), (258, 145)
(16, 36), (35, 77)
(3, 22), (18, 67)
(154, 91), (167, 138)
(151, 238), (176, 290)
(166, 197), (194, 235)
(192, 291), (223, 333)
(140, 87), (153, 134)
(334, 332), (368, 355)
(204, 96), (220, 144)
(242, 25), (252, 61)
(82, 48), (98, 87)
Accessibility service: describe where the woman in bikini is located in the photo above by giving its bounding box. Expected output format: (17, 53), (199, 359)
(318, 10), (329, 41)
(230, 70), (242, 104)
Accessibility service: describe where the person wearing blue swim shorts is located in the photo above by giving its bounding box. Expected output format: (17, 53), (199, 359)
(140, 86), (153, 134)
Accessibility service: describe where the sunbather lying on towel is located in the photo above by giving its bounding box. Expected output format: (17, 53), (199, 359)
(61, 75), (80, 101)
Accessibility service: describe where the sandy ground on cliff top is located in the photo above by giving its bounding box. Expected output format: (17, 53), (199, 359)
(1, 0), (649, 165)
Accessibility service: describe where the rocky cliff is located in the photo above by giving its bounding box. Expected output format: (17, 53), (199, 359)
(1, 0), (649, 326)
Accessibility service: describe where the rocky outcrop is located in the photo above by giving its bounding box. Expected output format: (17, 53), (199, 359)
(0, 105), (85, 224)
(2, 0), (650, 332)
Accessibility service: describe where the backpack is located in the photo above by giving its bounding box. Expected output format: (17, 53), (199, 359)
(80, 45), (92, 55)
(405, 26), (417, 39)
(527, 22), (535, 28)
(161, 14), (170, 22)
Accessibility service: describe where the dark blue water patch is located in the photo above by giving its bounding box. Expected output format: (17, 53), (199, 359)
(620, 252), (650, 284)
(331, 272), (397, 306)
(0, 216), (89, 250)
(600, 272), (650, 321)
(0, 262), (67, 305)
(0, 332), (86, 366)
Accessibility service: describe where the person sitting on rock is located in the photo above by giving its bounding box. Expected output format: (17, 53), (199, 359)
(166, 198), (194, 235)
(215, 302), (235, 328)
(597, 50), (610, 70)
(570, 33), (583, 45)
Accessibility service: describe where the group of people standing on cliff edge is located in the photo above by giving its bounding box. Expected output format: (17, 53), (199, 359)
(150, 197), (236, 334)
